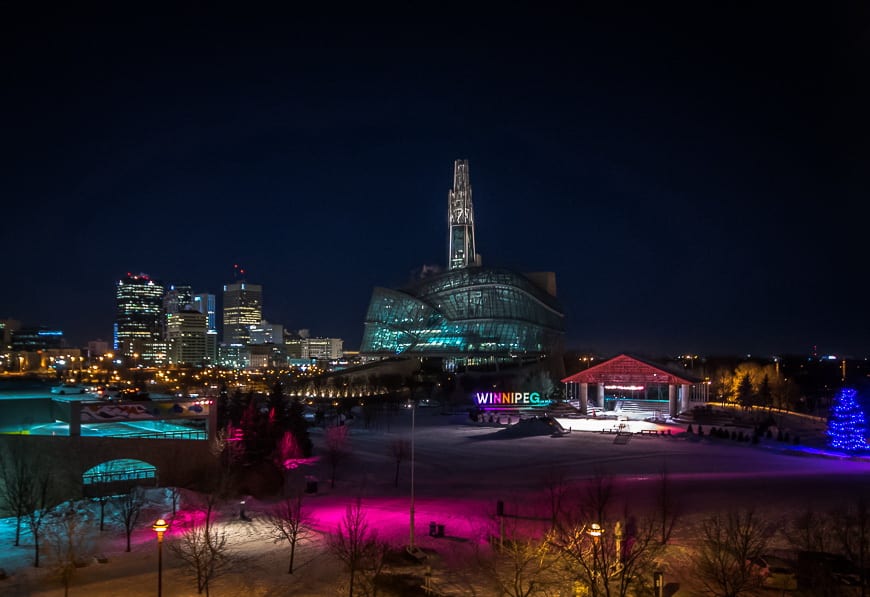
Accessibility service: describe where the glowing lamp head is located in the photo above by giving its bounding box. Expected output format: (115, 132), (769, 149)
(152, 519), (169, 535)
(588, 523), (604, 538)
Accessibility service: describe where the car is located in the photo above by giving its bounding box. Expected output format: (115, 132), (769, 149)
(748, 556), (798, 591)
(51, 383), (87, 395)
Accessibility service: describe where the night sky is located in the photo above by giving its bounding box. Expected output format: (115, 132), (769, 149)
(2, 6), (869, 357)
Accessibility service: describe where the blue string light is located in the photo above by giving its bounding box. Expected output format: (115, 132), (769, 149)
(827, 388), (869, 453)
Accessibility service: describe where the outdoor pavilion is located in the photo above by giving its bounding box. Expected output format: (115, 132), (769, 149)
(562, 354), (706, 418)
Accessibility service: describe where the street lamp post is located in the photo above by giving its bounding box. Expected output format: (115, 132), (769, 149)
(653, 570), (664, 597)
(588, 523), (604, 585)
(152, 518), (169, 597)
(409, 399), (416, 549)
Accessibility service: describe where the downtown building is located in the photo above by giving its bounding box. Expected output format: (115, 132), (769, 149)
(219, 277), (262, 368)
(284, 334), (344, 361)
(222, 281), (262, 346)
(192, 293), (218, 364)
(166, 308), (208, 366)
(114, 273), (166, 365)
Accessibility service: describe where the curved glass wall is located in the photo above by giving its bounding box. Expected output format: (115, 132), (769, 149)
(361, 267), (564, 356)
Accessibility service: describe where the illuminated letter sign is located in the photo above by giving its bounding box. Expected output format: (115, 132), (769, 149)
(474, 390), (547, 409)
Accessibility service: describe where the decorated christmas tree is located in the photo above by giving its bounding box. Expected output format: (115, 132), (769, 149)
(827, 388), (869, 453)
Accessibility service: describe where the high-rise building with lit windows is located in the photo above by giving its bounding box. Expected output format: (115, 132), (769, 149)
(167, 308), (208, 366)
(114, 273), (165, 362)
(193, 293), (218, 364)
(222, 281), (262, 345)
(250, 320), (284, 345)
(163, 285), (193, 316)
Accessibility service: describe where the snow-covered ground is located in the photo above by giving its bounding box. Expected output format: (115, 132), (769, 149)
(0, 407), (866, 596)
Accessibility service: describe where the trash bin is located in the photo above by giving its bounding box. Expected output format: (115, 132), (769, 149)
(436, 524), (445, 538)
(429, 521), (437, 536)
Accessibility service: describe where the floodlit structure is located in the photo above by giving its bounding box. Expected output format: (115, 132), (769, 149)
(562, 354), (707, 417)
(361, 159), (564, 364)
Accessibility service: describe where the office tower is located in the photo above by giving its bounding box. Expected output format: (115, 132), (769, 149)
(249, 320), (284, 345)
(114, 273), (165, 362)
(193, 293), (216, 331)
(11, 327), (66, 351)
(0, 319), (20, 350)
(283, 332), (343, 360)
(162, 284), (193, 342)
(304, 337), (344, 359)
(163, 284), (193, 316)
(448, 159), (480, 269)
(166, 308), (208, 366)
(193, 293), (218, 364)
(87, 339), (109, 359)
(222, 281), (262, 345)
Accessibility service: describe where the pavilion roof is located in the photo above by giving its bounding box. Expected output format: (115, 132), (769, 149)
(561, 353), (698, 385)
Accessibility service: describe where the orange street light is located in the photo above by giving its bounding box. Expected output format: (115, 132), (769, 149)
(152, 518), (169, 596)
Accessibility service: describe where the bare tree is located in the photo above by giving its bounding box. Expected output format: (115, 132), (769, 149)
(654, 462), (680, 544)
(831, 496), (870, 596)
(111, 488), (143, 552)
(24, 467), (59, 567)
(786, 506), (833, 553)
(0, 440), (33, 546)
(265, 493), (312, 573)
(540, 467), (569, 531)
(550, 514), (664, 597)
(168, 486), (182, 517)
(85, 461), (113, 532)
(476, 514), (562, 597)
(46, 504), (94, 597)
(548, 473), (666, 597)
(580, 470), (615, 527)
(388, 438), (409, 488)
(325, 425), (350, 489)
(328, 497), (387, 597)
(694, 509), (769, 597)
(170, 496), (232, 597)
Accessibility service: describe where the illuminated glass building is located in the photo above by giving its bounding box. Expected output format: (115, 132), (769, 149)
(361, 267), (563, 359)
(361, 160), (564, 363)
(114, 273), (165, 362)
(193, 293), (218, 364)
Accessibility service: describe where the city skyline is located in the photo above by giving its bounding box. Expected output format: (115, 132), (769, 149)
(3, 7), (869, 357)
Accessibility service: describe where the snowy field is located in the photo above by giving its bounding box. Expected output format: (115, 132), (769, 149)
(0, 407), (866, 596)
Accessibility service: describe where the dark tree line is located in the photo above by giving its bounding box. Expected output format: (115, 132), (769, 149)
(216, 382), (313, 469)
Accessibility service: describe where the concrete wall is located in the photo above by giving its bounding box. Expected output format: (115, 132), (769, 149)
(0, 398), (57, 430)
(0, 434), (219, 500)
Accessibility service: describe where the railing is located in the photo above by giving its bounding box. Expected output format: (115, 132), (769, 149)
(109, 429), (207, 440)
